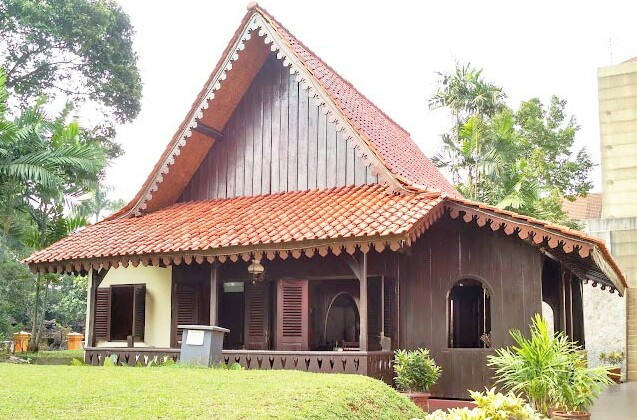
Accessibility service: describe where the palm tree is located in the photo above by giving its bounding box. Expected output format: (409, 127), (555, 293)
(429, 63), (507, 189)
(0, 70), (106, 349)
(77, 185), (126, 224)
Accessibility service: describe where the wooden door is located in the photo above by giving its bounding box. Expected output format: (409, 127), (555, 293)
(383, 277), (397, 349)
(276, 279), (309, 351)
(171, 265), (211, 348)
(244, 281), (270, 349)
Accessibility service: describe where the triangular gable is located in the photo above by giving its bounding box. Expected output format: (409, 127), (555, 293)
(114, 4), (457, 218)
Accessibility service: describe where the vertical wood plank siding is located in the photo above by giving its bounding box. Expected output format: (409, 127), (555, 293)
(398, 216), (543, 399)
(180, 56), (378, 201)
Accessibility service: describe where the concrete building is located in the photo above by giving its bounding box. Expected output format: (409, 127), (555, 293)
(572, 58), (637, 380)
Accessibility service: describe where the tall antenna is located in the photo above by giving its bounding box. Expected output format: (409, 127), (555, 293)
(608, 36), (614, 64)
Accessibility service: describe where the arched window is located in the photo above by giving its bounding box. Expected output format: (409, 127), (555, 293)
(448, 279), (491, 348)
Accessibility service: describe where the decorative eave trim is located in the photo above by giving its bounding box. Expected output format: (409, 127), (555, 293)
(129, 12), (407, 217)
(445, 201), (626, 295)
(27, 234), (414, 275)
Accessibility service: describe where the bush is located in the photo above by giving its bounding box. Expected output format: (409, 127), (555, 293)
(488, 314), (613, 416)
(423, 389), (543, 420)
(393, 348), (441, 393)
(599, 350), (624, 366)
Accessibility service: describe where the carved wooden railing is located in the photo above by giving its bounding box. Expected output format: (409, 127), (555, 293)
(84, 347), (180, 366)
(222, 350), (394, 384)
(83, 348), (394, 384)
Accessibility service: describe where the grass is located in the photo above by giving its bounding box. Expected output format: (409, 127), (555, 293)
(0, 364), (423, 419)
(1, 349), (84, 364)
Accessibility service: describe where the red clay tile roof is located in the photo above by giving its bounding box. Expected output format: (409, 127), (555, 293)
(561, 193), (602, 221)
(258, 6), (458, 194)
(25, 183), (626, 291)
(25, 185), (442, 265)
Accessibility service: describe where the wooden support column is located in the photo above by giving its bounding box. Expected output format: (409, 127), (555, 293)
(359, 251), (368, 352)
(559, 266), (567, 334)
(87, 268), (109, 347)
(566, 270), (574, 340)
(210, 264), (218, 325)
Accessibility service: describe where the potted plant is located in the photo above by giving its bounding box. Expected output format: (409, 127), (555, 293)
(599, 350), (624, 384)
(488, 314), (613, 419)
(393, 348), (441, 412)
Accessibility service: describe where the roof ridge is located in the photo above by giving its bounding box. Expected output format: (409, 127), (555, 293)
(254, 4), (411, 138)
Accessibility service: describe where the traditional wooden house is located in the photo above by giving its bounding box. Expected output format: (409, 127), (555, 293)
(25, 4), (626, 398)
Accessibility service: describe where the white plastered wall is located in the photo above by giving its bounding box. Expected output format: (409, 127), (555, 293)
(85, 265), (172, 348)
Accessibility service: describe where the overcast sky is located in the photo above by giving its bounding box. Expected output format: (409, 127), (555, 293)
(104, 0), (637, 202)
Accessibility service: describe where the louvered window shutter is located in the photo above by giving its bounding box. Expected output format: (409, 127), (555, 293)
(383, 278), (396, 342)
(176, 284), (197, 343)
(94, 288), (111, 341)
(276, 279), (308, 351)
(245, 281), (269, 350)
(133, 285), (146, 341)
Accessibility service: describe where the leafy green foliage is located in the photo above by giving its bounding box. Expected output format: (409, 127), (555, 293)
(0, 0), (141, 124)
(0, 239), (32, 339)
(424, 388), (544, 420)
(488, 315), (613, 415)
(599, 350), (624, 366)
(430, 63), (592, 226)
(0, 69), (107, 345)
(393, 348), (441, 392)
(0, 365), (423, 419)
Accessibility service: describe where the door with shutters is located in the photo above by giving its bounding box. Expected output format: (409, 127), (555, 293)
(383, 277), (397, 349)
(170, 265), (211, 347)
(171, 280), (211, 347)
(244, 281), (270, 349)
(276, 279), (309, 351)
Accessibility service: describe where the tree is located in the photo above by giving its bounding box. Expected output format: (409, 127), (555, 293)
(77, 184), (126, 223)
(0, 0), (142, 157)
(430, 63), (593, 225)
(0, 0), (141, 122)
(429, 63), (507, 197)
(0, 69), (106, 349)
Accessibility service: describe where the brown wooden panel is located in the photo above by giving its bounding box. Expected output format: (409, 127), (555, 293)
(287, 69), (299, 191)
(276, 279), (309, 351)
(179, 56), (378, 202)
(133, 285), (145, 341)
(278, 63), (289, 193)
(245, 281), (270, 350)
(307, 96), (319, 190)
(261, 70), (272, 195)
(298, 84), (309, 190)
(245, 86), (255, 196)
(399, 216), (544, 398)
(94, 288), (111, 341)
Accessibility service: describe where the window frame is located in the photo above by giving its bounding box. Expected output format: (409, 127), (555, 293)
(95, 283), (146, 343)
(447, 277), (492, 349)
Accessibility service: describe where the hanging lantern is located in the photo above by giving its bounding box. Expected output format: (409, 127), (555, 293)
(247, 258), (265, 282)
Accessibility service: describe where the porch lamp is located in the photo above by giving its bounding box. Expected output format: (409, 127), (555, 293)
(247, 258), (265, 282)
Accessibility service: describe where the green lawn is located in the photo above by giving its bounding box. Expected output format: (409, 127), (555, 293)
(1, 349), (84, 364)
(0, 364), (423, 419)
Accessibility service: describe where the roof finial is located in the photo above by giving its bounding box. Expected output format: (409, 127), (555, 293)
(247, 1), (258, 10)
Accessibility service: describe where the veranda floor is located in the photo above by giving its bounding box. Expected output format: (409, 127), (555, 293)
(590, 382), (637, 419)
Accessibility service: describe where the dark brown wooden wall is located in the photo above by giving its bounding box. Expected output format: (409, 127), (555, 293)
(399, 216), (543, 399)
(180, 55), (378, 201)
